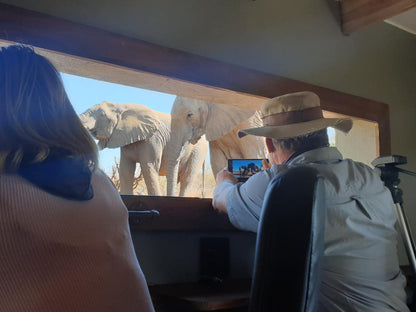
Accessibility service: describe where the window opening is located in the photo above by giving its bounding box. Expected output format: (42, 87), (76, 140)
(65, 73), (379, 197)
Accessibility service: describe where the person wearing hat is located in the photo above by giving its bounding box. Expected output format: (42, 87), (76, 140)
(212, 91), (408, 311)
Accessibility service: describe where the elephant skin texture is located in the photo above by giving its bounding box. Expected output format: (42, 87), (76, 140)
(167, 96), (268, 196)
(79, 101), (208, 196)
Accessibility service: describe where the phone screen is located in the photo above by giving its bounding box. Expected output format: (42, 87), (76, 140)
(227, 159), (267, 182)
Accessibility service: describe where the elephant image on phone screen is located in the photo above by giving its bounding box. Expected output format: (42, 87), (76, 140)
(167, 96), (268, 196)
(79, 101), (208, 196)
(240, 163), (260, 177)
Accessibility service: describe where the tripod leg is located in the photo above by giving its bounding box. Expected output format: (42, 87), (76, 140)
(395, 203), (416, 274)
(395, 203), (416, 310)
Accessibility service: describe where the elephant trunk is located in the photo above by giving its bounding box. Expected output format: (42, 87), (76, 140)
(167, 145), (182, 196)
(167, 132), (188, 196)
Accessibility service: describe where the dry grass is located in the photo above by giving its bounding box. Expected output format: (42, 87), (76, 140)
(109, 157), (216, 198)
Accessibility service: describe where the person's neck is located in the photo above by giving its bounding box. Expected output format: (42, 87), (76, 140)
(271, 149), (294, 165)
(279, 150), (295, 164)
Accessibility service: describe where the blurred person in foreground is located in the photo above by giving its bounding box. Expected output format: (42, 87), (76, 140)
(212, 91), (409, 311)
(0, 45), (154, 312)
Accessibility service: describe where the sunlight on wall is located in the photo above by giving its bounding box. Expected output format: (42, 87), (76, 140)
(334, 119), (378, 167)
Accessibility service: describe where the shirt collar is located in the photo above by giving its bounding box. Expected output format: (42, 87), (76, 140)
(285, 146), (343, 166)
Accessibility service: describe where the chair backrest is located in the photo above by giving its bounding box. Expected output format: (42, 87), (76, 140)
(249, 166), (326, 312)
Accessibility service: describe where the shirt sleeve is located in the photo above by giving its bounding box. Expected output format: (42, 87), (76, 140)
(226, 168), (276, 233)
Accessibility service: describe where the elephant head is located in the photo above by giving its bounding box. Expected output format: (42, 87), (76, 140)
(79, 101), (161, 149)
(167, 96), (256, 196)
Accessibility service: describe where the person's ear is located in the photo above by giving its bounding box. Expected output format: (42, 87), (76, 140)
(265, 138), (275, 153)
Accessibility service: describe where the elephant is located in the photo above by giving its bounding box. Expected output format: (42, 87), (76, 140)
(79, 101), (208, 196)
(239, 166), (248, 176)
(167, 96), (268, 196)
(246, 162), (261, 176)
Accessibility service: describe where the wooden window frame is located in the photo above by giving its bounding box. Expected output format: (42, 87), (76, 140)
(340, 0), (416, 35)
(0, 3), (391, 231)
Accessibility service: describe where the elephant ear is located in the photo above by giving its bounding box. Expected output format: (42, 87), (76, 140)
(205, 103), (256, 141)
(105, 107), (161, 148)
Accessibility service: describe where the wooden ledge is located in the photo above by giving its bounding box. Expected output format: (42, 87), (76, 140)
(123, 195), (237, 232)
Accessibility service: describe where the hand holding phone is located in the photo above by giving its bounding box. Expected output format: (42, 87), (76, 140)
(215, 168), (238, 185)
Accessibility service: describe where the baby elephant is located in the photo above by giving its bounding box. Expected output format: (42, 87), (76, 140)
(79, 101), (208, 196)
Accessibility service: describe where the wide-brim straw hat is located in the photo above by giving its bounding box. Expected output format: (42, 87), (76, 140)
(238, 91), (352, 139)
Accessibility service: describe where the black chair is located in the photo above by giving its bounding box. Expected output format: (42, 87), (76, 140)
(249, 166), (326, 312)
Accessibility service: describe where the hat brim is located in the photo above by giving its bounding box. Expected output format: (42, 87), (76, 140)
(238, 118), (353, 139)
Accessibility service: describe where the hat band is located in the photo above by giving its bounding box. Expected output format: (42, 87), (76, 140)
(263, 106), (323, 126)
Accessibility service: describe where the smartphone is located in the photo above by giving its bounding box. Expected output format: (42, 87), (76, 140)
(227, 159), (268, 182)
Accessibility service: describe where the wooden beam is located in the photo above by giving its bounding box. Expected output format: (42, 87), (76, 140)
(341, 0), (416, 34)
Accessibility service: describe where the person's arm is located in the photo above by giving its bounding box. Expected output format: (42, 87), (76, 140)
(212, 168), (238, 214)
(213, 166), (277, 233)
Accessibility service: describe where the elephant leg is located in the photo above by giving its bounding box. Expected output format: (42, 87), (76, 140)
(141, 164), (162, 196)
(119, 148), (136, 194)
